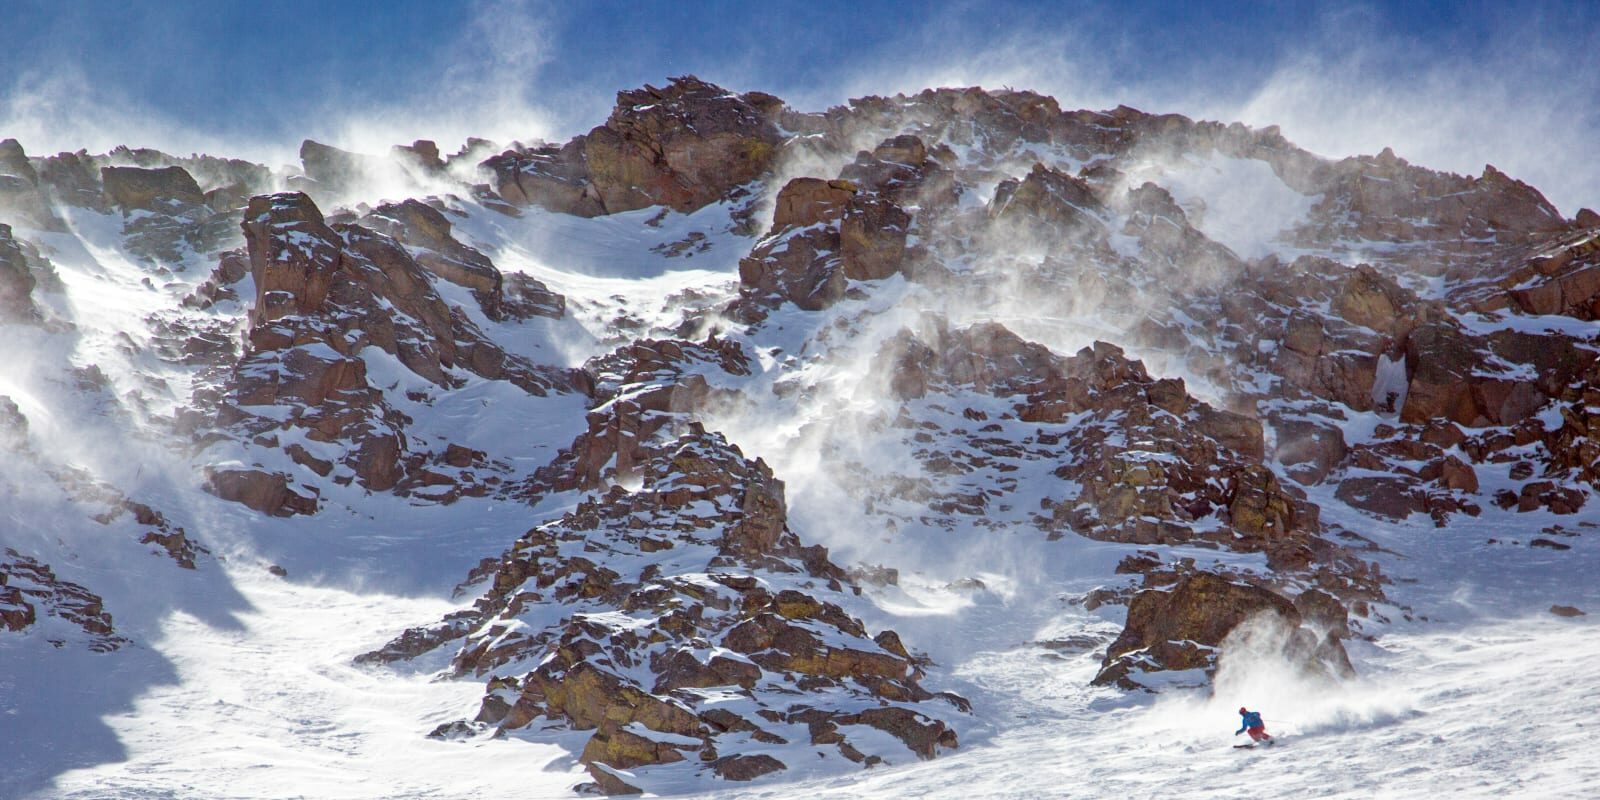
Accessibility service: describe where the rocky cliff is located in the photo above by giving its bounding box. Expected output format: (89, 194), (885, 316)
(1, 76), (1595, 795)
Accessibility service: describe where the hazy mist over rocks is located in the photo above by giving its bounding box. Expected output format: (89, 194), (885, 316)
(2, 2), (1598, 798)
(4, 1), (1598, 211)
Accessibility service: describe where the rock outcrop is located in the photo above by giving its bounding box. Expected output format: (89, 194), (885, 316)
(881, 320), (1322, 557)
(486, 76), (783, 217)
(364, 339), (964, 792)
(205, 192), (575, 510)
(735, 140), (922, 314)
(0, 138), (67, 230)
(0, 223), (45, 323)
(1, 550), (128, 652)
(359, 198), (563, 320)
(1094, 572), (1354, 689)
(101, 165), (207, 211)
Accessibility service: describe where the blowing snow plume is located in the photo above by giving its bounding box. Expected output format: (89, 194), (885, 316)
(1207, 611), (1412, 738)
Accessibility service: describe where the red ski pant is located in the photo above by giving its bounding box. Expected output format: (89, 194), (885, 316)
(1247, 726), (1271, 742)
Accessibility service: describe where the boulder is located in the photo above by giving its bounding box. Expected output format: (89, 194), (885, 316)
(202, 468), (317, 517)
(1273, 417), (1347, 485)
(101, 165), (205, 211)
(584, 76), (783, 213)
(772, 177), (856, 229)
(710, 754), (785, 781)
(1095, 572), (1350, 687)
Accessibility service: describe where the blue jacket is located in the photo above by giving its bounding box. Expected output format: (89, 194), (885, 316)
(1236, 711), (1264, 733)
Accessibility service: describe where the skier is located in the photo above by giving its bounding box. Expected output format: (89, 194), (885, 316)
(1235, 707), (1273, 744)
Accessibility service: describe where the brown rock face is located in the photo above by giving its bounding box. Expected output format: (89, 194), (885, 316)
(535, 337), (750, 493)
(297, 139), (390, 194)
(203, 468), (318, 517)
(483, 140), (606, 217)
(585, 77), (782, 213)
(837, 134), (958, 211)
(0, 139), (67, 230)
(1273, 417), (1348, 485)
(1295, 149), (1567, 245)
(0, 138), (38, 184)
(1094, 572), (1351, 688)
(0, 223), (41, 322)
(1, 549), (128, 651)
(1119, 182), (1242, 287)
(710, 754), (785, 781)
(34, 151), (107, 211)
(213, 191), (575, 510)
(990, 163), (1107, 242)
(1333, 264), (1409, 333)
(771, 177), (856, 230)
(839, 195), (910, 280)
(486, 76), (782, 217)
(1401, 320), (1486, 425)
(737, 175), (911, 313)
(1498, 232), (1600, 319)
(360, 198), (563, 320)
(880, 321), (1318, 553)
(363, 199), (498, 294)
(101, 165), (206, 211)
(241, 193), (343, 326)
(367, 342), (963, 791)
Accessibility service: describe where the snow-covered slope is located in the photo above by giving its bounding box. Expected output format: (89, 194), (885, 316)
(1, 78), (1596, 799)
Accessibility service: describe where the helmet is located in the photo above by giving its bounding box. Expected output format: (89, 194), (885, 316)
(1239, 707), (1248, 714)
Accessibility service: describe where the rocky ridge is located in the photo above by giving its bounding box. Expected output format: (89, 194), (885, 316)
(362, 339), (964, 792)
(1, 76), (1596, 795)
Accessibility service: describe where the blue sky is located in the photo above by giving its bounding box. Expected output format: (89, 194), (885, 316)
(3, 0), (1597, 212)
